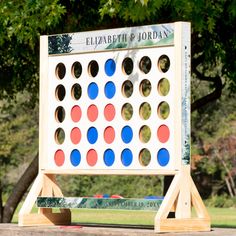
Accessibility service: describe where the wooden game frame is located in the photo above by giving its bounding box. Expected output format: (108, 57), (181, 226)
(19, 22), (210, 232)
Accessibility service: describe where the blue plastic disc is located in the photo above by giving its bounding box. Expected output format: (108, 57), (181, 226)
(104, 149), (115, 167)
(87, 127), (98, 144)
(121, 126), (133, 144)
(121, 149), (133, 167)
(157, 148), (170, 166)
(105, 59), (116, 76)
(70, 149), (81, 167)
(88, 82), (99, 100)
(104, 81), (116, 99)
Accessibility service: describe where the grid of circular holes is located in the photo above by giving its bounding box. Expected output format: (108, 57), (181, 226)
(157, 101), (170, 120)
(55, 106), (65, 123)
(55, 128), (65, 144)
(158, 78), (170, 96)
(88, 60), (99, 77)
(139, 148), (151, 167)
(158, 55), (170, 73)
(56, 63), (66, 79)
(122, 80), (133, 98)
(72, 61), (82, 78)
(139, 125), (151, 143)
(122, 57), (133, 75)
(139, 79), (151, 97)
(55, 85), (66, 101)
(139, 56), (151, 74)
(121, 103), (133, 121)
(71, 83), (82, 100)
(139, 102), (151, 120)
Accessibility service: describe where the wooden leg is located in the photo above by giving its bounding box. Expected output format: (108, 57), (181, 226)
(18, 173), (71, 226)
(155, 168), (210, 232)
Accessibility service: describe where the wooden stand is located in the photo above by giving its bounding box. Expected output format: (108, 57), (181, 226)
(154, 166), (210, 232)
(19, 167), (210, 232)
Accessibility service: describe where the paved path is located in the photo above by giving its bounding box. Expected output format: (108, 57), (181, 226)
(0, 224), (236, 236)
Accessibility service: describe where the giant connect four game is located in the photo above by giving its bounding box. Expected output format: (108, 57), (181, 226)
(40, 22), (190, 173)
(19, 22), (211, 232)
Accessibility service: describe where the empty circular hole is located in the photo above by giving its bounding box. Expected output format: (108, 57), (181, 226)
(88, 60), (99, 77)
(139, 148), (151, 166)
(139, 79), (151, 97)
(139, 102), (151, 120)
(158, 78), (170, 96)
(71, 83), (82, 100)
(158, 55), (170, 73)
(55, 85), (66, 101)
(121, 103), (133, 121)
(122, 80), (133, 98)
(139, 125), (151, 143)
(122, 57), (133, 75)
(55, 106), (65, 123)
(55, 128), (65, 144)
(72, 61), (82, 78)
(157, 102), (170, 119)
(55, 63), (66, 79)
(139, 56), (151, 74)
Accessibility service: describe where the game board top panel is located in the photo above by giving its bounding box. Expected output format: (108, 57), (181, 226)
(48, 23), (174, 55)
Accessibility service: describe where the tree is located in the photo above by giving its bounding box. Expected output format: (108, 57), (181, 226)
(0, 0), (236, 222)
(0, 94), (38, 222)
(99, 0), (236, 110)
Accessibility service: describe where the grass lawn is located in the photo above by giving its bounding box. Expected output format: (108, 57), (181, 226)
(13, 205), (236, 228)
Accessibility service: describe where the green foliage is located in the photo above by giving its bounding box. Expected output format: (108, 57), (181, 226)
(0, 94), (38, 191)
(0, 0), (65, 101)
(205, 195), (236, 208)
(99, 0), (236, 93)
(191, 87), (236, 198)
(48, 34), (72, 54)
(58, 175), (163, 198)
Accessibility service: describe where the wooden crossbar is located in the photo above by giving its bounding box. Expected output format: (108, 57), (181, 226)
(37, 197), (163, 211)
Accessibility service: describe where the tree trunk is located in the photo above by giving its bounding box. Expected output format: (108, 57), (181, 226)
(2, 153), (38, 223)
(0, 183), (3, 223)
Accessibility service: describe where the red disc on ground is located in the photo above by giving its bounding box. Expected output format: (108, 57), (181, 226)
(71, 105), (82, 122)
(104, 126), (115, 144)
(54, 149), (65, 166)
(87, 104), (98, 122)
(86, 149), (98, 166)
(70, 127), (82, 144)
(104, 104), (115, 121)
(157, 125), (170, 143)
